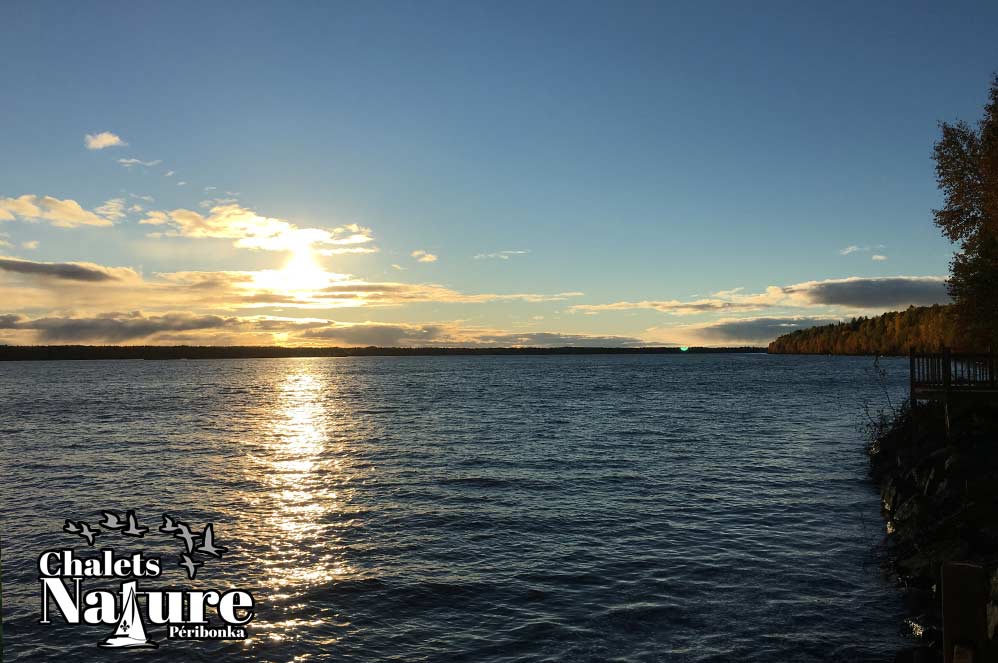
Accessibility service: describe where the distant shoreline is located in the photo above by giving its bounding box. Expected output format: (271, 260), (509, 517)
(0, 345), (767, 361)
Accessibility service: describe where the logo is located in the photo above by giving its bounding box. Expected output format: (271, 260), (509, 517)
(40, 510), (255, 648)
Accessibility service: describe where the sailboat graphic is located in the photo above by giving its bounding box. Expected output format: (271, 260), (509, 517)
(98, 580), (158, 648)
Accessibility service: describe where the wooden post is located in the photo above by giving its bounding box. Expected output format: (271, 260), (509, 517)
(990, 350), (995, 390)
(942, 562), (988, 663)
(943, 347), (952, 438)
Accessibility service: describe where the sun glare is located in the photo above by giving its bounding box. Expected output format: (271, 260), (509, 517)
(252, 246), (332, 296)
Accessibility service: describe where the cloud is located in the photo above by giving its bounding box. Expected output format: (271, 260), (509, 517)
(0, 195), (114, 227)
(571, 298), (767, 315)
(474, 250), (529, 260)
(84, 132), (126, 150)
(165, 170), (175, 177)
(470, 332), (646, 347)
(314, 281), (582, 307)
(316, 246), (379, 256)
(690, 317), (842, 344)
(21, 240), (39, 250)
(574, 275), (950, 317)
(391, 264), (405, 271)
(94, 198), (127, 221)
(784, 276), (949, 309)
(839, 244), (885, 256)
(0, 256), (139, 282)
(872, 254), (888, 261)
(297, 323), (644, 347)
(177, 181), (187, 187)
(140, 203), (376, 253)
(411, 250), (438, 263)
(300, 322), (446, 346)
(0, 311), (240, 342)
(0, 310), (647, 347)
(199, 198), (239, 209)
(118, 158), (162, 168)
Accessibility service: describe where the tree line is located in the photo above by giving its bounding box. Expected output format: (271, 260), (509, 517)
(767, 305), (961, 355)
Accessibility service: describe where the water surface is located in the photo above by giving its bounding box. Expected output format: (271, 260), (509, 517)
(0, 354), (909, 661)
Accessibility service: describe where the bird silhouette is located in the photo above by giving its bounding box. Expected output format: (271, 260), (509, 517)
(173, 522), (200, 553)
(178, 554), (203, 580)
(63, 520), (100, 545)
(122, 510), (148, 537)
(99, 511), (126, 530)
(77, 522), (100, 546)
(195, 524), (228, 558)
(160, 514), (180, 534)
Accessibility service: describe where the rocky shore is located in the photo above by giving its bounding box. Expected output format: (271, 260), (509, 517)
(868, 399), (998, 662)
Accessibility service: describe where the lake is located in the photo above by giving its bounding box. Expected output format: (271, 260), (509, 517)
(0, 354), (910, 661)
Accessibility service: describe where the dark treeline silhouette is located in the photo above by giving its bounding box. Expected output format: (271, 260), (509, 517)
(767, 305), (963, 355)
(0, 345), (766, 361)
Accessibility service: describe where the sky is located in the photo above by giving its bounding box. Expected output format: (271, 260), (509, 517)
(1, 1), (996, 347)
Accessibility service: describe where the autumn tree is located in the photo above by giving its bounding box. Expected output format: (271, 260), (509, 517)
(933, 75), (998, 349)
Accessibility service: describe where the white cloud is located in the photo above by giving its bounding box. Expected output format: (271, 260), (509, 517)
(118, 158), (162, 168)
(0, 194), (115, 228)
(84, 132), (127, 150)
(839, 245), (863, 255)
(22, 240), (39, 250)
(94, 198), (127, 221)
(474, 250), (529, 260)
(872, 254), (888, 261)
(198, 198), (239, 209)
(177, 181), (187, 187)
(165, 170), (175, 177)
(411, 250), (438, 263)
(139, 203), (377, 254)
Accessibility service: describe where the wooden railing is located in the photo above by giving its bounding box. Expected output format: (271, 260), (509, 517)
(910, 349), (997, 399)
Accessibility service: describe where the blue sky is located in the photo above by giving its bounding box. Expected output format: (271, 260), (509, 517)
(0, 1), (995, 346)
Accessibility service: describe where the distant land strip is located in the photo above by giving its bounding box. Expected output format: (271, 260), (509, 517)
(0, 345), (768, 361)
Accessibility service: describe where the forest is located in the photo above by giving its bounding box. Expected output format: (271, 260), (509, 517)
(767, 305), (962, 355)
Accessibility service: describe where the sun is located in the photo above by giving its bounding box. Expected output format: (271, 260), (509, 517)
(251, 245), (332, 296)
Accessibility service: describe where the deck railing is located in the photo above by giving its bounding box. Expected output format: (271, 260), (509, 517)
(910, 349), (997, 399)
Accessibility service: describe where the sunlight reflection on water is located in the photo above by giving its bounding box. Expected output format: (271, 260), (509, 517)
(242, 369), (353, 645)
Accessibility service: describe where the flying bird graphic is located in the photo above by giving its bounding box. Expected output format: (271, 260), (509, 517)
(63, 520), (100, 546)
(122, 510), (149, 537)
(178, 554), (203, 580)
(99, 511), (126, 530)
(160, 514), (180, 534)
(195, 523), (228, 558)
(78, 522), (100, 546)
(173, 522), (200, 553)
